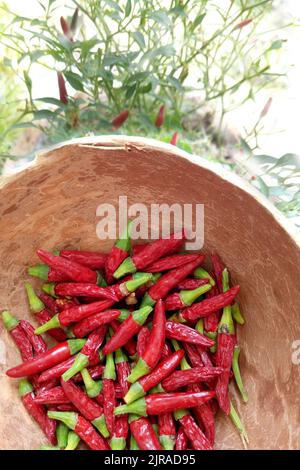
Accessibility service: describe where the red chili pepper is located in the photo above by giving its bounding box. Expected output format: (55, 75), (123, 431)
(54, 404), (77, 412)
(165, 321), (214, 348)
(180, 285), (240, 322)
(144, 254), (199, 273)
(175, 426), (188, 450)
(177, 278), (210, 290)
(34, 386), (70, 405)
(115, 390), (215, 416)
(72, 309), (125, 338)
(19, 379), (57, 445)
(130, 415), (162, 450)
(48, 411), (109, 450)
(110, 319), (137, 357)
(115, 348), (131, 397)
(158, 413), (176, 450)
(6, 339), (85, 378)
(188, 383), (215, 446)
(37, 355), (100, 384)
(161, 341), (172, 360)
(204, 285), (221, 333)
(1, 310), (33, 362)
(112, 109), (129, 128)
(143, 255), (205, 305)
(19, 319), (47, 355)
(165, 283), (212, 311)
(155, 105), (165, 128)
(110, 412), (129, 450)
(161, 366), (223, 392)
(60, 250), (107, 270)
(136, 326), (151, 358)
(37, 249), (100, 284)
(43, 282), (117, 301)
(39, 293), (60, 314)
(211, 253), (224, 292)
(60, 378), (109, 437)
(57, 72), (68, 104)
(105, 221), (133, 284)
(132, 243), (148, 256)
(124, 350), (185, 404)
(128, 299), (166, 383)
(60, 16), (74, 41)
(28, 263), (71, 282)
(102, 306), (153, 355)
(234, 18), (253, 30)
(114, 230), (186, 279)
(73, 364), (104, 383)
(105, 272), (153, 302)
(62, 326), (106, 381)
(170, 131), (178, 146)
(102, 341), (116, 435)
(176, 412), (212, 450)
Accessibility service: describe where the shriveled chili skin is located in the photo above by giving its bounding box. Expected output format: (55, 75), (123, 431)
(139, 350), (185, 392)
(161, 341), (172, 360)
(179, 414), (212, 450)
(116, 361), (131, 397)
(215, 332), (236, 414)
(61, 379), (103, 421)
(148, 255), (205, 301)
(158, 412), (176, 438)
(181, 285), (240, 322)
(22, 392), (57, 445)
(175, 426), (188, 450)
(60, 250), (107, 270)
(177, 278), (209, 290)
(114, 412), (129, 438)
(81, 326), (106, 359)
(39, 293), (60, 314)
(161, 366), (223, 392)
(145, 391), (215, 415)
(105, 246), (129, 284)
(35, 309), (67, 342)
(47, 267), (70, 282)
(53, 404), (77, 412)
(211, 253), (224, 292)
(110, 320), (137, 357)
(130, 417), (162, 450)
(55, 283), (117, 301)
(204, 285), (221, 333)
(59, 299), (115, 326)
(165, 321), (214, 348)
(74, 414), (109, 450)
(37, 249), (98, 284)
(103, 316), (141, 355)
(132, 243), (148, 256)
(103, 378), (116, 435)
(141, 299), (166, 369)
(10, 325), (33, 362)
(188, 383), (215, 446)
(34, 386), (70, 405)
(73, 309), (122, 338)
(19, 320), (47, 355)
(144, 254), (199, 273)
(132, 230), (185, 270)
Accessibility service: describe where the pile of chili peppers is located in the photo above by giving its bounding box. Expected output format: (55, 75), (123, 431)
(2, 224), (249, 450)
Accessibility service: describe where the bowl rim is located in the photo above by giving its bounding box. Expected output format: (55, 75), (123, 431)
(1, 134), (299, 248)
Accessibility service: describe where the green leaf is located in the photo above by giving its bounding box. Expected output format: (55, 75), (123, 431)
(30, 50), (45, 61)
(148, 11), (171, 28)
(132, 32), (145, 49)
(33, 109), (57, 120)
(139, 82), (152, 94)
(11, 122), (38, 130)
(103, 0), (122, 12)
(269, 40), (283, 51)
(23, 71), (32, 95)
(127, 71), (148, 85)
(125, 0), (132, 17)
(141, 45), (175, 64)
(125, 84), (136, 99)
(191, 13), (206, 31)
(36, 97), (66, 107)
(273, 153), (300, 170)
(167, 76), (182, 90)
(64, 71), (84, 92)
(253, 176), (269, 197)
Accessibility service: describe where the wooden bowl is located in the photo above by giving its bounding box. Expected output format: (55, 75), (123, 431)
(0, 136), (299, 449)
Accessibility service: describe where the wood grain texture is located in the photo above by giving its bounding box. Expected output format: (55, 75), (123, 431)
(0, 136), (299, 449)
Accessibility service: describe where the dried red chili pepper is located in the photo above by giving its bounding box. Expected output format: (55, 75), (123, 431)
(115, 348), (131, 397)
(211, 253), (224, 292)
(74, 364), (104, 383)
(37, 355), (100, 384)
(105, 221), (133, 284)
(115, 390), (215, 416)
(203, 285), (221, 334)
(110, 319), (137, 358)
(6, 339), (85, 378)
(110, 411), (129, 450)
(188, 383), (215, 446)
(1, 310), (33, 362)
(39, 293), (60, 314)
(180, 285), (240, 322)
(114, 230), (185, 279)
(105, 272), (153, 302)
(60, 250), (107, 270)
(48, 411), (109, 450)
(161, 366), (223, 392)
(175, 426), (188, 450)
(72, 309), (127, 338)
(177, 278), (210, 290)
(144, 253), (199, 273)
(35, 299), (114, 333)
(129, 415), (162, 450)
(34, 386), (70, 405)
(57, 72), (68, 104)
(124, 350), (184, 404)
(62, 326), (106, 381)
(155, 105), (165, 128)
(25, 283), (67, 342)
(42, 281), (117, 301)
(170, 132), (178, 146)
(60, 378), (109, 438)
(112, 109), (129, 128)
(158, 413), (176, 450)
(102, 306), (153, 355)
(174, 410), (212, 450)
(128, 299), (166, 383)
(165, 283), (212, 311)
(28, 264), (70, 282)
(132, 243), (148, 256)
(19, 379), (57, 445)
(136, 326), (151, 358)
(142, 255), (205, 306)
(161, 341), (173, 360)
(37, 249), (102, 285)
(102, 340), (116, 435)
(165, 321), (214, 348)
